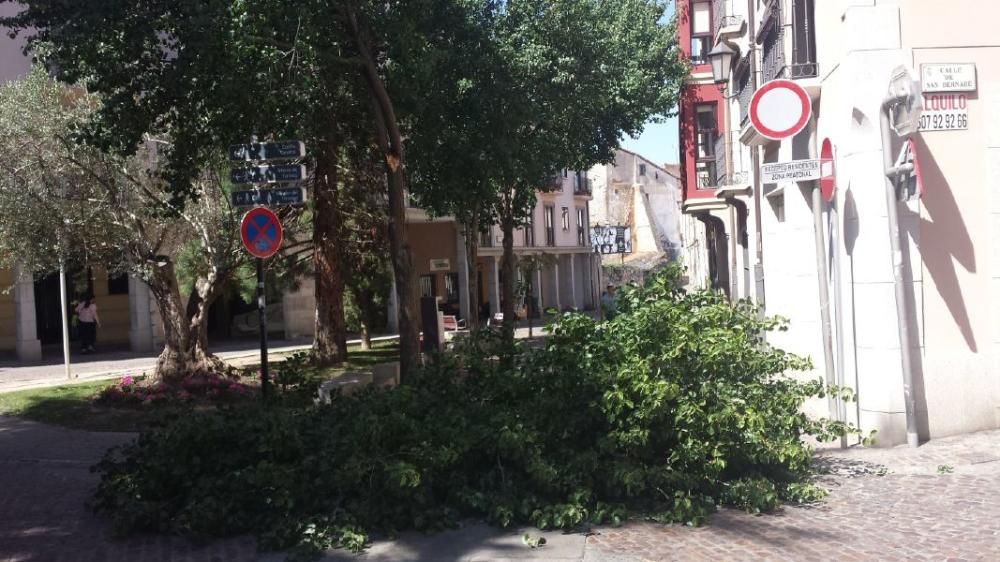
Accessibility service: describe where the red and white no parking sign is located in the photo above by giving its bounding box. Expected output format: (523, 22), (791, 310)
(749, 79), (812, 141)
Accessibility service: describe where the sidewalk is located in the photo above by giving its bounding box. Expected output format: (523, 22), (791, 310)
(0, 324), (556, 394)
(0, 417), (998, 561)
(0, 336), (395, 394)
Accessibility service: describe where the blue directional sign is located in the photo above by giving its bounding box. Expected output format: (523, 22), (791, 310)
(231, 187), (306, 207)
(229, 140), (305, 162)
(230, 164), (306, 185)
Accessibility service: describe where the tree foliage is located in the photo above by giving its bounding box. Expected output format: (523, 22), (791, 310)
(92, 266), (863, 559)
(402, 0), (687, 337)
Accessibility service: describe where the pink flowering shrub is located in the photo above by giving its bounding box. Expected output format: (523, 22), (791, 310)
(96, 373), (256, 407)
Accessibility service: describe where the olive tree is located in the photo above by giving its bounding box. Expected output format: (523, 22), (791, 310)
(0, 70), (292, 380)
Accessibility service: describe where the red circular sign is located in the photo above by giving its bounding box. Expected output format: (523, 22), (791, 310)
(749, 79), (812, 140)
(820, 138), (836, 202)
(240, 207), (283, 259)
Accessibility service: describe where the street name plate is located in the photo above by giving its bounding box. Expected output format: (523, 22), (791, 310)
(231, 187), (306, 207)
(228, 140), (305, 162)
(230, 164), (306, 185)
(920, 63), (976, 93)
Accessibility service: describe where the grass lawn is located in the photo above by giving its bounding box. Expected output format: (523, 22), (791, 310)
(0, 341), (400, 432)
(0, 379), (161, 432)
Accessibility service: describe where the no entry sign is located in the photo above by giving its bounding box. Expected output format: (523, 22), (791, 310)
(749, 79), (812, 141)
(241, 207), (283, 259)
(820, 138), (836, 202)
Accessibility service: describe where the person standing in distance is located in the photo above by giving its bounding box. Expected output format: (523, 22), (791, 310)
(75, 293), (100, 354)
(600, 284), (617, 321)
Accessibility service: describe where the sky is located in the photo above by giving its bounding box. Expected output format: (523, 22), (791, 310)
(622, 116), (680, 166)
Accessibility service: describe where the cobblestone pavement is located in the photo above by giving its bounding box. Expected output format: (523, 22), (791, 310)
(2, 414), (998, 561)
(587, 429), (1000, 562)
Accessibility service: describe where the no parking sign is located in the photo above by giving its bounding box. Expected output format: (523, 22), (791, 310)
(240, 207), (283, 259)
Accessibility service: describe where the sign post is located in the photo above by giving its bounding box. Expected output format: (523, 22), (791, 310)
(240, 204), (284, 399)
(231, 137), (305, 400)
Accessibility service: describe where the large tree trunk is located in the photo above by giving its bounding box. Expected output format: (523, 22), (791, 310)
(147, 263), (222, 382)
(463, 212), (481, 332)
(313, 142), (349, 366)
(384, 162), (418, 378)
(346, 6), (418, 381)
(500, 204), (517, 344)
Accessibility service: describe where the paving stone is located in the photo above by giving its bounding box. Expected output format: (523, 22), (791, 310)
(2, 417), (1000, 561)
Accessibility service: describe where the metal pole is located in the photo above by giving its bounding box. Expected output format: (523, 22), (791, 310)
(829, 201), (849, 447)
(879, 103), (919, 448)
(58, 181), (72, 380)
(812, 185), (838, 424)
(747, 0), (765, 310)
(59, 260), (71, 379)
(257, 257), (270, 399)
(596, 252), (604, 321)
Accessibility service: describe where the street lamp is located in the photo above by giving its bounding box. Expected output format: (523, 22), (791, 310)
(707, 41), (738, 84)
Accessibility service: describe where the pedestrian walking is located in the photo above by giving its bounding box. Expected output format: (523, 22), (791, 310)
(75, 294), (100, 353)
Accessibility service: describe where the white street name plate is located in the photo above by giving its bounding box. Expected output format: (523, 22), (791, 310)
(921, 63), (976, 92)
(761, 159), (821, 184)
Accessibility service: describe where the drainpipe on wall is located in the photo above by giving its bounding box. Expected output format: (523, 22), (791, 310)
(722, 81), (740, 300)
(880, 93), (920, 449)
(747, 0), (766, 310)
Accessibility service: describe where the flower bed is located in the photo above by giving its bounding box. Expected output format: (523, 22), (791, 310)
(96, 373), (256, 407)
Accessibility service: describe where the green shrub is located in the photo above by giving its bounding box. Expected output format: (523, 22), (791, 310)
(92, 265), (860, 559)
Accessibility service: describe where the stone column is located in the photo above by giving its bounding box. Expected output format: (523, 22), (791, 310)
(570, 254), (580, 310)
(553, 257), (561, 311)
(128, 276), (156, 353)
(13, 265), (41, 361)
(490, 256), (501, 319)
(456, 228), (471, 322)
(535, 267), (543, 312)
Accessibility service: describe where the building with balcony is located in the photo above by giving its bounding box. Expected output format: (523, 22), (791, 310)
(677, 0), (756, 298)
(678, 0), (1000, 446)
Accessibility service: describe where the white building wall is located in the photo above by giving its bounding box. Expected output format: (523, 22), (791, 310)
(744, 0), (1000, 444)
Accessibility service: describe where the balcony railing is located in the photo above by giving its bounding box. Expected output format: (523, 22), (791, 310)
(710, 131), (752, 188)
(735, 54), (753, 126)
(714, 134), (727, 186)
(758, 0), (818, 84)
(696, 162), (719, 190)
(573, 174), (592, 195)
(544, 175), (564, 192)
(712, 0), (743, 37)
(760, 20), (785, 84)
